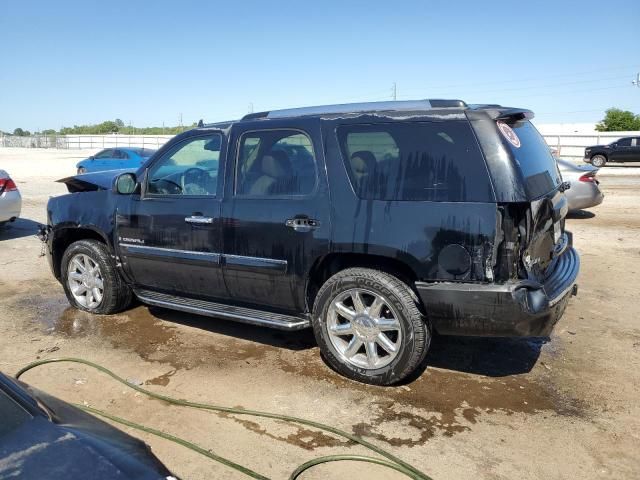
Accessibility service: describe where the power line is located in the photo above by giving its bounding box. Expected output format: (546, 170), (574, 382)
(397, 82), (631, 101)
(399, 64), (640, 93)
(398, 74), (634, 98)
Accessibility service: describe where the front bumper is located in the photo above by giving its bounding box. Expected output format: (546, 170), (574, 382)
(416, 247), (580, 337)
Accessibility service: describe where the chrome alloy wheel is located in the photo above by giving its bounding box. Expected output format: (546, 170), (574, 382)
(326, 288), (402, 369)
(67, 254), (104, 309)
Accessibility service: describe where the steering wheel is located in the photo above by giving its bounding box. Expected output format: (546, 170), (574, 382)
(150, 178), (182, 195)
(182, 167), (209, 195)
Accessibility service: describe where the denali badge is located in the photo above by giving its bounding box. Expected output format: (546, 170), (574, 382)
(119, 237), (145, 244)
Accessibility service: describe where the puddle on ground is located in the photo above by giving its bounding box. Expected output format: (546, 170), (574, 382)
(12, 291), (284, 376)
(9, 290), (584, 448)
(219, 411), (350, 451)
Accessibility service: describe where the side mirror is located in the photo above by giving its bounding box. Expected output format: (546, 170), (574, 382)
(89, 156), (95, 160)
(611, 143), (618, 148)
(114, 173), (137, 195)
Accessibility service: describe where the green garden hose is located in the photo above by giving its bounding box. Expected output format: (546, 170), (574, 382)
(16, 357), (432, 480)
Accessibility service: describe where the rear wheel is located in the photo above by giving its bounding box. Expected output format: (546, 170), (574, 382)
(591, 155), (606, 167)
(61, 240), (133, 314)
(312, 268), (430, 385)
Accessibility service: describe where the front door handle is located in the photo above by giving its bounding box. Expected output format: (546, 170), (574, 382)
(185, 215), (213, 224)
(285, 217), (319, 232)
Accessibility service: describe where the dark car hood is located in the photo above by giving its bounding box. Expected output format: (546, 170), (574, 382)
(0, 373), (172, 480)
(0, 417), (168, 480)
(57, 169), (135, 193)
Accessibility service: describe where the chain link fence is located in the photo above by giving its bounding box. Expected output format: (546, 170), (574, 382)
(0, 134), (174, 150)
(2, 131), (639, 162)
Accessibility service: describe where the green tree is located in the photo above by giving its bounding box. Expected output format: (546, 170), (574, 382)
(13, 128), (27, 136)
(596, 108), (640, 132)
(115, 118), (125, 128)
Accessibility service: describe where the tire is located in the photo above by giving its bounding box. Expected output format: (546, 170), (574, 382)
(591, 155), (606, 168)
(312, 268), (430, 385)
(61, 239), (133, 314)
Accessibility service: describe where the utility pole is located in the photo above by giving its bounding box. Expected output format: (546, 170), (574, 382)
(179, 113), (183, 131)
(248, 102), (254, 114)
(632, 73), (640, 88)
(392, 82), (397, 101)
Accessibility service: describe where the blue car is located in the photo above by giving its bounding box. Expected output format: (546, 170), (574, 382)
(76, 148), (156, 174)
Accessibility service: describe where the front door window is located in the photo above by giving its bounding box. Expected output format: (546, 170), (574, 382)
(147, 134), (222, 196)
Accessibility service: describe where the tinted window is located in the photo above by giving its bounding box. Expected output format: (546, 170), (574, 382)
(147, 134), (221, 196)
(236, 130), (317, 196)
(0, 389), (31, 438)
(337, 121), (491, 202)
(501, 120), (561, 199)
(617, 138), (631, 147)
(94, 149), (113, 159)
(138, 148), (156, 158)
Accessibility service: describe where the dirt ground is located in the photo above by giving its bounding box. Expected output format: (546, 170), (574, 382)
(1, 147), (639, 480)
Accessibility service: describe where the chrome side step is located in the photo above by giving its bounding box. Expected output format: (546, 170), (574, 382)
(133, 289), (311, 331)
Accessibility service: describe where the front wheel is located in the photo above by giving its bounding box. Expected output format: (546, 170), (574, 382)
(312, 268), (430, 385)
(591, 155), (607, 168)
(61, 240), (133, 314)
(77, 167), (87, 174)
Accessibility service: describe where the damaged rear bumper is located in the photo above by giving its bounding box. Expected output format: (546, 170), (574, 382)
(416, 247), (580, 337)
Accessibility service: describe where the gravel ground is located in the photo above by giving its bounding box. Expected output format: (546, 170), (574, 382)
(1, 148), (639, 480)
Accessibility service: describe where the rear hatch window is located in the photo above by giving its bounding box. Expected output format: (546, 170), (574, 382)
(499, 120), (561, 199)
(336, 121), (493, 202)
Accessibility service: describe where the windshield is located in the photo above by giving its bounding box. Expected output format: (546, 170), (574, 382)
(137, 148), (156, 158)
(501, 120), (561, 199)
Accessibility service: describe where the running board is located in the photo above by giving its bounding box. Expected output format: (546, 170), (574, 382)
(134, 289), (311, 330)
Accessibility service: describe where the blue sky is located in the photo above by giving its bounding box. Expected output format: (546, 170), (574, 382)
(1, 0), (638, 132)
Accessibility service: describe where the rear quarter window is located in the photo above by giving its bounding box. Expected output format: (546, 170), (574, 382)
(337, 121), (493, 202)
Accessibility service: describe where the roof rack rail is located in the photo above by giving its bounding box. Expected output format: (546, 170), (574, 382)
(240, 99), (467, 121)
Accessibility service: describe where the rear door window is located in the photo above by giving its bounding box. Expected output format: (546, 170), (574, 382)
(235, 130), (317, 196)
(336, 121), (493, 202)
(500, 120), (561, 198)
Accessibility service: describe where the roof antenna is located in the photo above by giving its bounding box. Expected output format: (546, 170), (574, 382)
(197, 119), (204, 127)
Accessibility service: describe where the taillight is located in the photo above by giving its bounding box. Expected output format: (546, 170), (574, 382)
(579, 172), (598, 184)
(0, 177), (17, 192)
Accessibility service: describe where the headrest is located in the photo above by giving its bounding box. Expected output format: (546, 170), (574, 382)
(262, 150), (291, 178)
(350, 151), (376, 173)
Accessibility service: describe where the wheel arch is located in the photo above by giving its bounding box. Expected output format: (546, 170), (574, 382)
(306, 252), (420, 313)
(51, 226), (111, 280)
(591, 152), (608, 161)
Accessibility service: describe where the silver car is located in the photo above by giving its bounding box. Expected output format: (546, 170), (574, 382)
(557, 159), (604, 211)
(0, 169), (21, 225)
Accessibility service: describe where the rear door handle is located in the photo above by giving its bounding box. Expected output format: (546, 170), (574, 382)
(185, 215), (213, 224)
(285, 217), (319, 232)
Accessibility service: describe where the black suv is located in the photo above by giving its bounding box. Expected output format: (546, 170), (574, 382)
(42, 99), (579, 385)
(584, 136), (640, 167)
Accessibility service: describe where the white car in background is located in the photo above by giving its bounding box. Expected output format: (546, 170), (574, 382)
(0, 169), (21, 226)
(557, 159), (604, 211)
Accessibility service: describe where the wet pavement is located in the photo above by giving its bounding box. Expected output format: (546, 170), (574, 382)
(6, 283), (586, 450)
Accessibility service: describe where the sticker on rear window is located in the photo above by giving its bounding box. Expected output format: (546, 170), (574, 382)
(497, 121), (521, 148)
